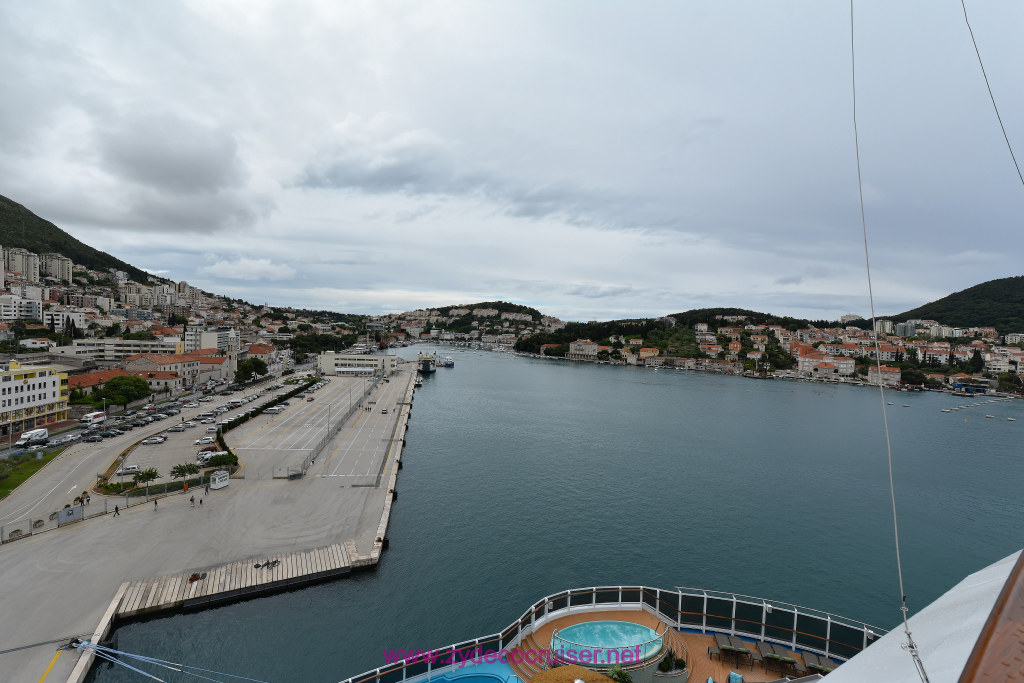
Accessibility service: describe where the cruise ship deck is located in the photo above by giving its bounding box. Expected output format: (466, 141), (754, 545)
(340, 586), (879, 683)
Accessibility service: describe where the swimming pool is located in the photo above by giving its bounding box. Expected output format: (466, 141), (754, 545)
(550, 620), (663, 667)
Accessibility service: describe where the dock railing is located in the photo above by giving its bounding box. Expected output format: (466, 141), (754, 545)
(334, 585), (887, 683)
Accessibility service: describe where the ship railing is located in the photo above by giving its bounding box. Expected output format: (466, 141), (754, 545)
(334, 585), (887, 683)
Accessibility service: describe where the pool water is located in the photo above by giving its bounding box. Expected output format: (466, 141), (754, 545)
(551, 620), (663, 666)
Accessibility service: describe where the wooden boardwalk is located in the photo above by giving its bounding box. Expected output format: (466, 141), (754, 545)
(116, 542), (352, 618)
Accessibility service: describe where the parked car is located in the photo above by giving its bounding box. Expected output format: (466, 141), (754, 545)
(83, 434), (104, 442)
(165, 408), (180, 415)
(183, 421), (198, 428)
(143, 404), (156, 411)
(151, 413), (169, 420)
(167, 424), (186, 432)
(123, 409), (138, 416)
(195, 436), (216, 445)
(199, 396), (213, 402)
(307, 397), (314, 402)
(114, 464), (140, 476)
(99, 430), (119, 438)
(201, 418), (216, 424)
(183, 402), (199, 408)
(108, 428), (125, 436)
(141, 436), (166, 445)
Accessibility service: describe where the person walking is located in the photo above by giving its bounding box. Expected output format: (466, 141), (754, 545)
(204, 484), (209, 495)
(199, 498), (203, 507)
(154, 499), (158, 510)
(113, 505), (120, 517)
(86, 495), (91, 505)
(190, 495), (195, 508)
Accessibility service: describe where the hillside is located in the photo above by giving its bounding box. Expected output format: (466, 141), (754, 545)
(893, 276), (1024, 334)
(0, 194), (150, 282)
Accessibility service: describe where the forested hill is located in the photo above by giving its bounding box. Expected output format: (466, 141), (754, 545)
(0, 194), (151, 282)
(893, 276), (1024, 333)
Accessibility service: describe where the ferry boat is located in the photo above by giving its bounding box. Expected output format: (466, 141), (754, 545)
(418, 353), (437, 373)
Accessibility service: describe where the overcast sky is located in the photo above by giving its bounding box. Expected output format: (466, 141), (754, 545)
(2, 1), (1021, 322)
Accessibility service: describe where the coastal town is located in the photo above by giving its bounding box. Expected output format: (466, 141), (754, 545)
(3, 241), (1024, 443)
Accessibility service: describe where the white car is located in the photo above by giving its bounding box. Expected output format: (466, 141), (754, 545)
(183, 402), (200, 408)
(141, 436), (166, 445)
(183, 421), (198, 428)
(195, 436), (216, 445)
(201, 418), (216, 424)
(114, 464), (140, 475)
(199, 397), (214, 402)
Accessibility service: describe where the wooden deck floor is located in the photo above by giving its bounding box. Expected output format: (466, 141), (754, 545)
(116, 542), (352, 618)
(508, 609), (819, 683)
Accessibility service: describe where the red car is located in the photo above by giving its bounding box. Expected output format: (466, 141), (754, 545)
(307, 397), (314, 402)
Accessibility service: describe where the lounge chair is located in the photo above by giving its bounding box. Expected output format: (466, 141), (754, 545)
(802, 651), (822, 671)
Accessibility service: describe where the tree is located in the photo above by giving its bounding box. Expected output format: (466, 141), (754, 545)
(969, 349), (984, 373)
(170, 462), (200, 486)
(133, 468), (161, 497)
(234, 358), (268, 384)
(99, 375), (151, 408)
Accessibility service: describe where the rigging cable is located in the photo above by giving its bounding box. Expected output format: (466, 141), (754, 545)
(848, 2), (930, 682)
(959, 0), (1024, 189)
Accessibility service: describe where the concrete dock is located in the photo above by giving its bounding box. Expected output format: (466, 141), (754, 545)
(0, 365), (417, 683)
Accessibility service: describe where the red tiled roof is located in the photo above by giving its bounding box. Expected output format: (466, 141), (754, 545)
(68, 369), (130, 389)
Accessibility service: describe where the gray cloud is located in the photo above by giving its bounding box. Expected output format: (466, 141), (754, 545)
(2, 1), (1022, 321)
(97, 114), (244, 194)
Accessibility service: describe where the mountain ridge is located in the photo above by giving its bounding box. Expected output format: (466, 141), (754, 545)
(0, 194), (151, 283)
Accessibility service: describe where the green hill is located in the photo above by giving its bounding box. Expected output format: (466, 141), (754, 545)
(893, 276), (1024, 334)
(0, 194), (150, 283)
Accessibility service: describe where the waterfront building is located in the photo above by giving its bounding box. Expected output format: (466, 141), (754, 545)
(867, 364), (901, 386)
(318, 351), (398, 376)
(567, 339), (598, 362)
(0, 360), (69, 437)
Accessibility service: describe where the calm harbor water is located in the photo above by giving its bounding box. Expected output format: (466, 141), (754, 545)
(89, 349), (1024, 682)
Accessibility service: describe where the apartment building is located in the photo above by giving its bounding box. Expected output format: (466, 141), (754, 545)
(0, 361), (70, 436)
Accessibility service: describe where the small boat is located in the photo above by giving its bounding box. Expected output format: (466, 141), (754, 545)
(1008, 417), (1016, 422)
(887, 401), (894, 405)
(985, 415), (994, 419)
(902, 404), (910, 407)
(941, 409), (951, 413)
(442, 356), (455, 368)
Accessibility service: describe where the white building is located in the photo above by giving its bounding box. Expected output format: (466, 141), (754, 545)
(317, 352), (398, 376)
(0, 294), (42, 321)
(4, 247), (40, 283)
(39, 253), (74, 284)
(0, 361), (69, 437)
(568, 339), (599, 362)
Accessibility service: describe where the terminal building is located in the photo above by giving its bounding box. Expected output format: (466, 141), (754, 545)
(0, 361), (70, 438)
(317, 352), (397, 376)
